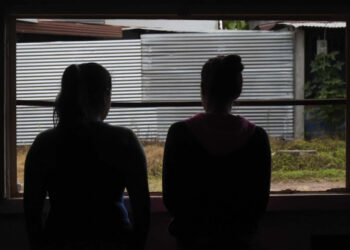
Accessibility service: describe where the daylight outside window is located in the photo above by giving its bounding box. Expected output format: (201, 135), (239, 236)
(15, 19), (346, 193)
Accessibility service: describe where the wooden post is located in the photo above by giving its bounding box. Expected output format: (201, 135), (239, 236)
(4, 17), (17, 198)
(346, 18), (350, 192)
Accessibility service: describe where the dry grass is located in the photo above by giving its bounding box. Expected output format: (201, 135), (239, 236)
(142, 141), (164, 178)
(17, 138), (345, 193)
(17, 145), (30, 185)
(16, 143), (164, 192)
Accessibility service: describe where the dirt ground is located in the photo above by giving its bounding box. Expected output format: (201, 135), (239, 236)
(270, 180), (345, 192)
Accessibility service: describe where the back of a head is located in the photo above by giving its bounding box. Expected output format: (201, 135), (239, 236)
(54, 63), (111, 127)
(201, 54), (244, 107)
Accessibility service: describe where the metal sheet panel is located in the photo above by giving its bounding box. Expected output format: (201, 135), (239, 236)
(17, 31), (295, 145)
(141, 31), (295, 139)
(17, 40), (142, 144)
(141, 31), (294, 101)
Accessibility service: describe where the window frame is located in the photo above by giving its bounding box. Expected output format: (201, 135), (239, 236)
(2, 10), (350, 211)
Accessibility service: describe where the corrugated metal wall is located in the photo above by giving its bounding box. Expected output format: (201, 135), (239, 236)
(141, 31), (294, 139)
(17, 40), (142, 102)
(17, 31), (295, 145)
(17, 39), (143, 144)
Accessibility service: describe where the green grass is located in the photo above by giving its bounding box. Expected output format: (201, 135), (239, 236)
(270, 137), (345, 183)
(17, 137), (346, 193)
(142, 137), (346, 191)
(148, 176), (162, 193)
(272, 169), (345, 182)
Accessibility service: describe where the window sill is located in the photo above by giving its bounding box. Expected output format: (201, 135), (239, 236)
(2, 192), (350, 215)
(149, 193), (350, 213)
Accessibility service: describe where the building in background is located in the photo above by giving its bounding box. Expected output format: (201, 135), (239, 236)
(249, 21), (346, 138)
(16, 19), (220, 41)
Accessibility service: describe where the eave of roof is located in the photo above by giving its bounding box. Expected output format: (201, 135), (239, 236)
(278, 21), (346, 28)
(16, 20), (124, 38)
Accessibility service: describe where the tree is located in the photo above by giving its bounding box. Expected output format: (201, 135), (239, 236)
(223, 20), (249, 30)
(305, 51), (345, 136)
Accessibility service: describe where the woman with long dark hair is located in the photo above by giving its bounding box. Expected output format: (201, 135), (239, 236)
(162, 55), (271, 250)
(24, 63), (150, 250)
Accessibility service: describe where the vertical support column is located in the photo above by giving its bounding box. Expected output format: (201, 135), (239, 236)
(294, 29), (305, 139)
(4, 17), (17, 198)
(0, 16), (5, 200)
(346, 19), (350, 192)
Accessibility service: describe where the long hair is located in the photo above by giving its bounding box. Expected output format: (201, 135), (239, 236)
(54, 63), (111, 127)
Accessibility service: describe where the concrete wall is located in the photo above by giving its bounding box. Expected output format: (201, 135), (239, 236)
(1, 211), (350, 250)
(294, 29), (305, 139)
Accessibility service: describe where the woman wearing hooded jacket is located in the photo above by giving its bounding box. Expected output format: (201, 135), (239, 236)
(162, 55), (271, 250)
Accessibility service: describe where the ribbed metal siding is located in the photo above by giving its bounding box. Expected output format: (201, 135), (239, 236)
(141, 31), (294, 101)
(17, 40), (142, 145)
(17, 31), (295, 145)
(123, 106), (294, 141)
(17, 40), (142, 102)
(141, 31), (294, 139)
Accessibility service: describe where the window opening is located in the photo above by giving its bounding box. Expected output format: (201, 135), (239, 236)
(13, 18), (347, 194)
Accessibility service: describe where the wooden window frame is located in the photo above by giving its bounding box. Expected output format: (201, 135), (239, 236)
(2, 10), (350, 212)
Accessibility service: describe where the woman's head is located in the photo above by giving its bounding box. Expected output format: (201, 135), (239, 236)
(201, 54), (244, 112)
(54, 63), (112, 126)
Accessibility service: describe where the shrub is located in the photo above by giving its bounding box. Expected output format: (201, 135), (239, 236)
(270, 137), (345, 172)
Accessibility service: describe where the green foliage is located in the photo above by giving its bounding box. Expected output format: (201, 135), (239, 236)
(305, 51), (345, 99)
(305, 51), (345, 131)
(270, 137), (345, 182)
(223, 20), (249, 30)
(144, 137), (345, 187)
(271, 169), (345, 182)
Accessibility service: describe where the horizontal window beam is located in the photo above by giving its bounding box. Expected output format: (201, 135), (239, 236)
(16, 98), (347, 108)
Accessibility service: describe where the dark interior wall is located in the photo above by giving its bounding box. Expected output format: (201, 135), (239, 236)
(2, 0), (350, 17)
(1, 211), (350, 250)
(1, 1), (350, 250)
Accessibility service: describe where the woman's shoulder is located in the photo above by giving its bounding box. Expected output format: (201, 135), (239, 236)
(169, 120), (188, 131)
(33, 128), (59, 144)
(28, 128), (60, 155)
(248, 125), (270, 148)
(167, 121), (189, 138)
(252, 125), (268, 139)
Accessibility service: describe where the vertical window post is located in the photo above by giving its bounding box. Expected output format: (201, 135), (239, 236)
(346, 18), (350, 192)
(4, 16), (17, 198)
(0, 16), (5, 200)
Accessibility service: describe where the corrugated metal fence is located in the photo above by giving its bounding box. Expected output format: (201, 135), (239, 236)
(17, 31), (294, 145)
(141, 32), (294, 140)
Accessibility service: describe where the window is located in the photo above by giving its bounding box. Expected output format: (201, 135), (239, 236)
(4, 17), (349, 199)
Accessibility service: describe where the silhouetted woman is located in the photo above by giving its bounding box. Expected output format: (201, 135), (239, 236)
(24, 63), (150, 250)
(162, 55), (271, 250)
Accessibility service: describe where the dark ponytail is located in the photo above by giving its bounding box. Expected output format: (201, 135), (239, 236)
(54, 63), (111, 127)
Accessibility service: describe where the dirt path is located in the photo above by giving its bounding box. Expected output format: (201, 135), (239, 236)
(271, 181), (345, 192)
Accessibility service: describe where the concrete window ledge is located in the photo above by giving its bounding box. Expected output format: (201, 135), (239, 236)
(2, 193), (350, 214)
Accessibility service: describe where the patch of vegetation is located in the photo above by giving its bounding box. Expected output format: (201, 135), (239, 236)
(305, 51), (346, 139)
(142, 137), (346, 189)
(270, 137), (345, 171)
(272, 169), (345, 182)
(16, 137), (345, 192)
(142, 141), (164, 178)
(270, 137), (345, 182)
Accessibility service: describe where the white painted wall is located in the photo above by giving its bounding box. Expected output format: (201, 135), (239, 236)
(106, 19), (219, 32)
